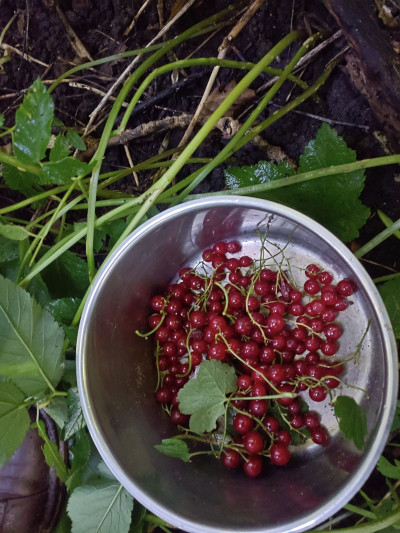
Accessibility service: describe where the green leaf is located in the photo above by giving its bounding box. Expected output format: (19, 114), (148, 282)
(334, 395), (367, 450)
(0, 113), (4, 127)
(55, 509), (72, 533)
(68, 482), (134, 533)
(67, 129), (86, 151)
(377, 456), (400, 480)
(63, 325), (78, 347)
(2, 163), (43, 201)
(225, 124), (370, 242)
(45, 297), (82, 325)
(41, 250), (89, 299)
(391, 401), (400, 432)
(63, 360), (77, 387)
(50, 135), (71, 162)
(154, 438), (191, 462)
(0, 380), (30, 467)
(39, 158), (91, 185)
(0, 234), (19, 264)
(74, 222), (107, 253)
(52, 116), (65, 128)
(177, 360), (237, 434)
(14, 77), (54, 164)
(64, 387), (86, 440)
(129, 502), (146, 533)
(33, 419), (68, 482)
(0, 275), (65, 395)
(43, 396), (68, 429)
(379, 280), (400, 339)
(66, 429), (91, 493)
(0, 223), (32, 241)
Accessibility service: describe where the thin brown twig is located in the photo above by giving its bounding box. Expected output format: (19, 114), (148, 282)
(84, 0), (197, 135)
(123, 0), (152, 38)
(56, 5), (93, 62)
(177, 0), (267, 149)
(256, 29), (344, 93)
(124, 144), (140, 186)
(1, 43), (49, 67)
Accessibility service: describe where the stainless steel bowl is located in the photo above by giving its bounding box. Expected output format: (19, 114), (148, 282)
(77, 197), (398, 533)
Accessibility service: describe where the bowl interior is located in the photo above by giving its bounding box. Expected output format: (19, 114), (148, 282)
(78, 199), (395, 533)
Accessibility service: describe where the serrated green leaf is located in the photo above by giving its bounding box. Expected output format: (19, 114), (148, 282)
(2, 162), (43, 201)
(34, 419), (68, 482)
(379, 280), (400, 339)
(334, 395), (367, 450)
(66, 429), (91, 493)
(64, 387), (86, 439)
(63, 325), (78, 346)
(0, 234), (19, 264)
(128, 502), (146, 533)
(0, 223), (32, 241)
(0, 380), (30, 467)
(41, 250), (89, 299)
(50, 135), (71, 162)
(55, 509), (72, 533)
(377, 456), (400, 480)
(178, 360), (237, 434)
(45, 297), (82, 325)
(40, 158), (91, 185)
(14, 77), (54, 164)
(391, 401), (400, 432)
(68, 482), (134, 533)
(52, 116), (65, 128)
(225, 124), (369, 242)
(154, 438), (191, 462)
(67, 129), (86, 151)
(0, 275), (65, 395)
(63, 360), (77, 387)
(43, 396), (68, 429)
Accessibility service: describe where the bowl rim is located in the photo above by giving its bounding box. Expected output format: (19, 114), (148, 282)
(77, 196), (398, 533)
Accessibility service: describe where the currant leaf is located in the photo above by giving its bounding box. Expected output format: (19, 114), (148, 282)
(177, 359), (237, 434)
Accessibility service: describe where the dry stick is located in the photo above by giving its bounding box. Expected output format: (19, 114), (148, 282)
(177, 0), (267, 149)
(1, 43), (49, 67)
(68, 82), (129, 107)
(124, 145), (140, 186)
(56, 5), (93, 62)
(84, 0), (198, 135)
(256, 29), (343, 93)
(123, 0), (152, 38)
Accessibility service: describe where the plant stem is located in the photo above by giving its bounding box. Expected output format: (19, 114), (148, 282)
(85, 6), (239, 281)
(119, 56), (309, 132)
(373, 272), (400, 283)
(171, 32), (319, 204)
(355, 216), (400, 259)
(321, 508), (400, 532)
(186, 155), (400, 201)
(111, 31), (303, 250)
(0, 150), (40, 175)
(344, 504), (377, 520)
(377, 209), (400, 239)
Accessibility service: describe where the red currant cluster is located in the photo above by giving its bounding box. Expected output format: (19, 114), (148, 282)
(145, 240), (357, 478)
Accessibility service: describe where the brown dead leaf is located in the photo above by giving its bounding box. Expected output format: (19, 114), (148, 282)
(375, 0), (398, 27)
(200, 80), (256, 118)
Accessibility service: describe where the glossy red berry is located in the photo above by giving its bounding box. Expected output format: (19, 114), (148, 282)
(244, 431), (264, 454)
(226, 240), (241, 253)
(305, 264), (321, 278)
(270, 444), (290, 466)
(289, 290), (302, 303)
(229, 272), (241, 284)
(226, 258), (240, 271)
(202, 249), (213, 262)
(321, 340), (338, 356)
(155, 327), (170, 343)
(209, 342), (227, 361)
(324, 323), (342, 340)
(156, 387), (172, 403)
(289, 414), (304, 429)
(170, 407), (190, 425)
(239, 275), (251, 287)
(322, 308), (338, 323)
(264, 416), (280, 434)
(238, 375), (252, 390)
(151, 295), (166, 312)
(289, 303), (304, 316)
(309, 386), (327, 403)
(337, 279), (357, 297)
(311, 427), (328, 445)
(243, 455), (263, 477)
(249, 399), (268, 416)
(304, 412), (320, 429)
(305, 336), (321, 352)
(213, 241), (227, 255)
(261, 268), (276, 281)
(266, 314), (285, 334)
(233, 413), (254, 435)
(254, 280), (271, 296)
(310, 318), (324, 333)
(287, 400), (301, 415)
(321, 290), (337, 306)
(149, 313), (163, 329)
(304, 279), (320, 295)
(240, 256), (253, 267)
(251, 383), (266, 397)
(223, 449), (241, 468)
(319, 271), (333, 285)
(259, 345), (275, 364)
(269, 364), (285, 384)
(277, 384), (295, 405)
(334, 297), (348, 312)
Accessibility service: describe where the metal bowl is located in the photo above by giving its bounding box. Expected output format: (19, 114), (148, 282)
(77, 197), (397, 533)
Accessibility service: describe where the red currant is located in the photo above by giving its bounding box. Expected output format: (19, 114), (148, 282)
(270, 444), (290, 466)
(243, 455), (263, 477)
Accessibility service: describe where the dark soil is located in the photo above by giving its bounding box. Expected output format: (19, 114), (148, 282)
(1, 0), (400, 278)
